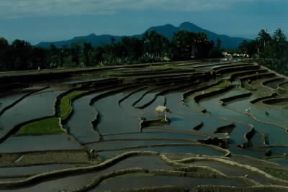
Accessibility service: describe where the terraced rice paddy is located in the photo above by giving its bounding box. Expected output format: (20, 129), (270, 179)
(0, 59), (288, 191)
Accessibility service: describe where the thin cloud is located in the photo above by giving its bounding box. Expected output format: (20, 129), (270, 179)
(0, 0), (280, 18)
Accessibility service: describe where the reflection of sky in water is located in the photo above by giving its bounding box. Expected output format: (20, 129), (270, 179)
(67, 92), (101, 143)
(97, 176), (244, 191)
(0, 89), (63, 139)
(0, 84), (287, 165)
(195, 88), (288, 146)
(0, 134), (81, 153)
(0, 93), (26, 111)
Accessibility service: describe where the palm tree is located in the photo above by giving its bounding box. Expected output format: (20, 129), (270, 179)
(0, 37), (9, 69)
(273, 28), (286, 43)
(257, 29), (272, 52)
(171, 30), (196, 60)
(83, 43), (93, 66)
(143, 31), (169, 61)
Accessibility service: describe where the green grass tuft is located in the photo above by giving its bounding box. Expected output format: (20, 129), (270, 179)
(262, 167), (288, 180)
(215, 80), (231, 89)
(59, 90), (87, 121)
(16, 117), (64, 136)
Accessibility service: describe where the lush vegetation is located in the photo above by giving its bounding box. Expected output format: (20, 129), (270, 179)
(239, 28), (288, 75)
(0, 31), (221, 71)
(262, 167), (288, 180)
(216, 80), (231, 89)
(16, 117), (64, 136)
(16, 90), (89, 136)
(59, 90), (88, 121)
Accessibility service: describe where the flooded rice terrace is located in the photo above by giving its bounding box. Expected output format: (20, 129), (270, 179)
(0, 60), (288, 191)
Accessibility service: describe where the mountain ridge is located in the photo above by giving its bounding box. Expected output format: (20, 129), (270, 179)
(37, 22), (248, 49)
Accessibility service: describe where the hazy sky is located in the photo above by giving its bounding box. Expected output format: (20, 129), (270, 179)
(0, 0), (287, 44)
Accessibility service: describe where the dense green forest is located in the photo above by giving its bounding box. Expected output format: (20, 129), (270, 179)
(239, 28), (288, 75)
(1, 28), (287, 74)
(0, 31), (220, 71)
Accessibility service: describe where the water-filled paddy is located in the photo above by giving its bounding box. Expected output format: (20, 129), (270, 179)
(0, 93), (27, 113)
(0, 164), (81, 178)
(98, 144), (225, 159)
(67, 92), (103, 143)
(196, 89), (288, 146)
(0, 134), (82, 153)
(0, 155), (173, 192)
(94, 175), (247, 192)
(1, 60), (288, 191)
(0, 89), (63, 140)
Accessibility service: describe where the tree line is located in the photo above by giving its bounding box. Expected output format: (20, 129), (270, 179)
(239, 28), (288, 75)
(0, 30), (221, 71)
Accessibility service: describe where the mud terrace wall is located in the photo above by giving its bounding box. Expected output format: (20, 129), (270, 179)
(1, 60), (288, 191)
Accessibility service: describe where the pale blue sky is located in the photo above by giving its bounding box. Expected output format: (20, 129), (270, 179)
(0, 0), (287, 44)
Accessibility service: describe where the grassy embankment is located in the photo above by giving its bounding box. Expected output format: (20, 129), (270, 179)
(215, 79), (231, 89)
(16, 117), (62, 136)
(16, 90), (88, 136)
(59, 90), (87, 121)
(262, 167), (288, 180)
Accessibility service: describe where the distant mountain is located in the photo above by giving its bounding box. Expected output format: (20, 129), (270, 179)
(37, 22), (248, 49)
(146, 24), (179, 39)
(146, 22), (247, 48)
(37, 33), (122, 48)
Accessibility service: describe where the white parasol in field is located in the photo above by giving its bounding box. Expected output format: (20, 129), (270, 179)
(155, 105), (171, 122)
